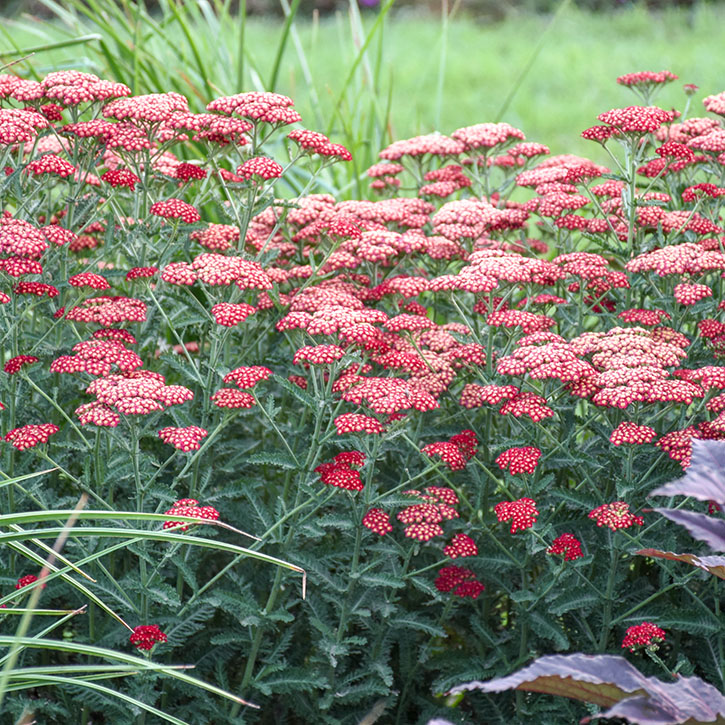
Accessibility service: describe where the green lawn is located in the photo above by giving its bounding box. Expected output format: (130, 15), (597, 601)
(3, 2), (725, 168)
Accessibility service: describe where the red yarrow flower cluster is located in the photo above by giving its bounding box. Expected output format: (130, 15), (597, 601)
(589, 501), (644, 530)
(616, 70), (677, 87)
(287, 129), (352, 161)
(443, 533), (478, 559)
(547, 533), (583, 561)
(163, 498), (219, 530)
(674, 282), (712, 306)
(4, 355), (39, 374)
(26, 154), (76, 178)
(293, 344), (346, 365)
(16, 574), (40, 589)
(622, 622), (666, 652)
(362, 508), (393, 535)
(334, 413), (385, 435)
(223, 366), (272, 389)
(421, 429), (477, 470)
(434, 566), (485, 599)
(129, 624), (167, 651)
(210, 388), (256, 409)
(494, 498), (538, 533)
(101, 169), (140, 189)
(149, 199), (201, 224)
(237, 156), (283, 180)
(158, 426), (208, 451)
(315, 451), (365, 491)
(496, 446), (541, 475)
(211, 302), (256, 327)
(397, 487), (460, 541)
(5, 423), (59, 450)
(610, 421), (657, 446)
(69, 272), (111, 290)
(597, 106), (675, 133)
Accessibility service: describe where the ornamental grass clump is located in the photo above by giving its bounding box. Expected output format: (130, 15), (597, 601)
(2, 63), (725, 725)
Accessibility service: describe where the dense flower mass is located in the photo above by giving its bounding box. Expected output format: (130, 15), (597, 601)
(5, 62), (725, 721)
(609, 422), (657, 446)
(421, 429), (477, 470)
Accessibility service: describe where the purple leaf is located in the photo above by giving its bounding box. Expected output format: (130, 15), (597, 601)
(650, 440), (725, 505)
(653, 508), (725, 552)
(448, 654), (725, 725)
(636, 548), (725, 580)
(448, 654), (648, 707)
(586, 675), (725, 725)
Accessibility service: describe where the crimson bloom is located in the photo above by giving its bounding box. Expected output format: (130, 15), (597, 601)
(5, 423), (59, 450)
(494, 498), (538, 533)
(443, 533), (478, 559)
(16, 574), (40, 589)
(547, 533), (583, 561)
(129, 624), (167, 651)
(158, 426), (208, 451)
(496, 446), (541, 475)
(163, 498), (219, 530)
(622, 622), (666, 652)
(434, 566), (485, 599)
(362, 508), (393, 535)
(588, 501), (644, 530)
(149, 199), (201, 224)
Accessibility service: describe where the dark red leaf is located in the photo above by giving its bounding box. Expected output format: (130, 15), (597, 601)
(650, 440), (725, 506)
(636, 548), (725, 580)
(653, 508), (725, 552)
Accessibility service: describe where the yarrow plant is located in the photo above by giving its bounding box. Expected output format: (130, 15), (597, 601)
(2, 61), (725, 725)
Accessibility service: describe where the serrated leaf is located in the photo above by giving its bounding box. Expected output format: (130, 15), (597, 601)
(448, 653), (725, 724)
(273, 373), (317, 410)
(636, 549), (725, 580)
(245, 451), (298, 469)
(549, 591), (599, 616)
(358, 572), (405, 589)
(528, 612), (569, 650)
(510, 590), (535, 603)
(653, 508), (725, 552)
(650, 440), (725, 505)
(389, 616), (445, 637)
